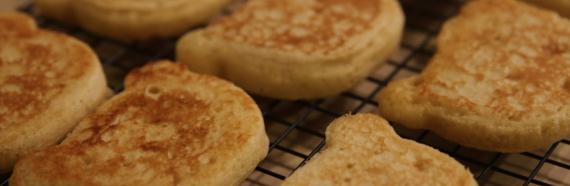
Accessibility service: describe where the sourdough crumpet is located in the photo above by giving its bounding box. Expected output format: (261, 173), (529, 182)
(378, 0), (570, 152)
(11, 61), (269, 186)
(177, 0), (404, 100)
(282, 114), (477, 186)
(0, 12), (109, 173)
(35, 0), (231, 41)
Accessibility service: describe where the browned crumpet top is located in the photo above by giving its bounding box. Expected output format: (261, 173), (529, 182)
(206, 0), (380, 54)
(417, 0), (570, 121)
(11, 61), (265, 185)
(18, 86), (254, 185)
(0, 24), (90, 129)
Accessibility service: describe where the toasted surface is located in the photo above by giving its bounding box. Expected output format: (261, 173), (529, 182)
(524, 0), (570, 17)
(378, 0), (570, 152)
(35, 0), (231, 41)
(11, 61), (269, 186)
(0, 12), (109, 173)
(207, 0), (379, 54)
(282, 114), (477, 186)
(177, 0), (404, 99)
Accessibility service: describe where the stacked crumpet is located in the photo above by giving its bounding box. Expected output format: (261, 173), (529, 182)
(2, 11), (268, 185)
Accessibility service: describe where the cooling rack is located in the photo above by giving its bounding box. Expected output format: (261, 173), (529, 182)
(1, 0), (569, 185)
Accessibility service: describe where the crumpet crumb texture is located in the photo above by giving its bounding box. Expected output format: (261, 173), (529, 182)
(378, 0), (570, 152)
(283, 114), (477, 186)
(207, 0), (379, 54)
(11, 61), (268, 185)
(0, 12), (108, 173)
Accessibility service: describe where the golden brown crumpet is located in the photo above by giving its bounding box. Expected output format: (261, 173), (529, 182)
(177, 0), (404, 100)
(0, 12), (109, 173)
(11, 61), (269, 186)
(35, 0), (232, 41)
(282, 114), (477, 186)
(378, 0), (570, 152)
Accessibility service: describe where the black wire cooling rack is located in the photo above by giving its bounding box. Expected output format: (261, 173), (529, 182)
(2, 0), (570, 185)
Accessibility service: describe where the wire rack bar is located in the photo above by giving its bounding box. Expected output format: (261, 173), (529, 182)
(524, 143), (560, 186)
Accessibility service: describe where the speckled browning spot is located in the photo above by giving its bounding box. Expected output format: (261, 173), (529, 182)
(207, 0), (379, 54)
(31, 89), (213, 180)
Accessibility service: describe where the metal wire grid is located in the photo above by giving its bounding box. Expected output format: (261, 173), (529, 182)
(1, 0), (569, 185)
